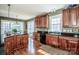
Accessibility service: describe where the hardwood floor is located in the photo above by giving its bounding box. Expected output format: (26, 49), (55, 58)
(13, 38), (49, 55)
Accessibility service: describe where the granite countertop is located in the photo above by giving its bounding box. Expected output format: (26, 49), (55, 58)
(48, 32), (79, 38)
(49, 32), (79, 34)
(61, 32), (79, 35)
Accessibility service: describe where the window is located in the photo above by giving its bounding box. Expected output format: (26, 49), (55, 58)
(27, 20), (34, 37)
(1, 20), (24, 43)
(49, 14), (62, 32)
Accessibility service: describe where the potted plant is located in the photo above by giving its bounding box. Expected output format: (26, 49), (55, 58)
(12, 29), (17, 34)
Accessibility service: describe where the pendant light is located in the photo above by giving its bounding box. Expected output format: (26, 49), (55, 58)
(16, 15), (18, 24)
(8, 4), (11, 18)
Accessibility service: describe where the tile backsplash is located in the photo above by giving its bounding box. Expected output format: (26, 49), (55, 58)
(63, 28), (79, 33)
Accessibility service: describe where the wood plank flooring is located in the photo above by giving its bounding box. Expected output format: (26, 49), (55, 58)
(13, 38), (49, 55)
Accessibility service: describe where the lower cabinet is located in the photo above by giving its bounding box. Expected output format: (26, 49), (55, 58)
(46, 34), (79, 54)
(59, 36), (68, 50)
(33, 32), (40, 41)
(33, 32), (41, 49)
(46, 34), (59, 47)
(59, 36), (79, 52)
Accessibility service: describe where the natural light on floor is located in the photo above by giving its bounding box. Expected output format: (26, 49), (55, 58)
(37, 49), (50, 55)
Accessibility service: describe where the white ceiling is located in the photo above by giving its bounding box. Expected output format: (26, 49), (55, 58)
(0, 4), (67, 20)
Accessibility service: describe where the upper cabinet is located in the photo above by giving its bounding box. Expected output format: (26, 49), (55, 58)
(35, 14), (48, 28)
(70, 7), (77, 26)
(76, 7), (79, 26)
(63, 8), (70, 27)
(63, 7), (79, 27)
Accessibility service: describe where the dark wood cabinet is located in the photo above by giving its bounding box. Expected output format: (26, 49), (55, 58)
(35, 15), (48, 28)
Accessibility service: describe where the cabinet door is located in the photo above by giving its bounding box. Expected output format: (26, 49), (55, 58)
(39, 16), (43, 27)
(63, 9), (70, 27)
(52, 35), (58, 47)
(42, 16), (45, 27)
(46, 35), (51, 45)
(44, 15), (48, 28)
(38, 16), (41, 28)
(22, 35), (28, 48)
(16, 35), (21, 47)
(76, 7), (79, 26)
(59, 36), (68, 50)
(70, 8), (77, 26)
(35, 17), (38, 28)
(46, 34), (48, 44)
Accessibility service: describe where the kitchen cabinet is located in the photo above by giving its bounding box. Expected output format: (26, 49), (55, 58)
(33, 32), (41, 50)
(63, 9), (70, 27)
(46, 34), (50, 45)
(51, 35), (59, 47)
(4, 34), (28, 55)
(46, 34), (79, 54)
(21, 34), (28, 48)
(35, 15), (48, 28)
(68, 40), (78, 54)
(35, 16), (39, 28)
(70, 7), (77, 26)
(33, 32), (40, 41)
(59, 36), (79, 54)
(63, 7), (79, 27)
(44, 15), (48, 28)
(4, 36), (14, 54)
(46, 34), (59, 47)
(76, 7), (79, 26)
(59, 36), (68, 50)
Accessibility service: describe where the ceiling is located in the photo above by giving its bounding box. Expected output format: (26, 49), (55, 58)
(0, 4), (68, 20)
